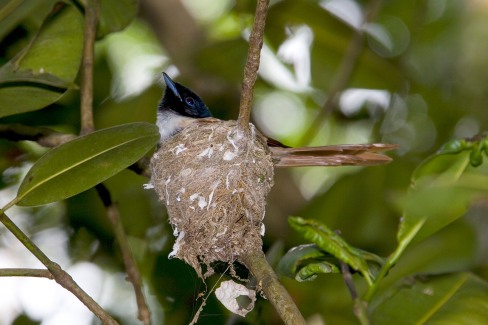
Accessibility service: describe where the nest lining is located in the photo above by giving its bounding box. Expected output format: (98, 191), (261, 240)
(150, 120), (274, 278)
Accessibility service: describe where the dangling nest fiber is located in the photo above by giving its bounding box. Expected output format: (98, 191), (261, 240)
(150, 120), (274, 278)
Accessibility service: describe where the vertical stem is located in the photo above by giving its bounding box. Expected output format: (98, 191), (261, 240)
(237, 0), (270, 135)
(240, 250), (306, 325)
(80, 0), (99, 135)
(95, 184), (152, 325)
(107, 205), (152, 325)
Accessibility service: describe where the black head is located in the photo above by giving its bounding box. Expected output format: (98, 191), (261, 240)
(159, 73), (212, 118)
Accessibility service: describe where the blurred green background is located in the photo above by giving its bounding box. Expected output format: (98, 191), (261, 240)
(1, 0), (488, 324)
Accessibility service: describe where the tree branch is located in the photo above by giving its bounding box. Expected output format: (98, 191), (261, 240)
(0, 124), (76, 147)
(299, 0), (384, 145)
(0, 268), (54, 279)
(237, 0), (270, 134)
(0, 209), (118, 325)
(239, 251), (306, 325)
(95, 184), (152, 325)
(140, 0), (203, 75)
(80, 0), (99, 135)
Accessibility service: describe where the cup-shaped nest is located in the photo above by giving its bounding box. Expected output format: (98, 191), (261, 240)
(150, 120), (274, 278)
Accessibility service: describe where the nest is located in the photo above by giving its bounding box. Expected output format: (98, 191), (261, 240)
(150, 120), (274, 278)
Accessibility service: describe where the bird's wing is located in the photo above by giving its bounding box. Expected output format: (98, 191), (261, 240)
(270, 143), (398, 167)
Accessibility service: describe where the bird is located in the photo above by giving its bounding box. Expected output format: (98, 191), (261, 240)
(157, 72), (396, 167)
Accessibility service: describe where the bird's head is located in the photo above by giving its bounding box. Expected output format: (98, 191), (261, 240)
(159, 73), (212, 118)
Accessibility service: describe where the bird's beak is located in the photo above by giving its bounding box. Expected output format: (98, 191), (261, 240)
(163, 73), (182, 101)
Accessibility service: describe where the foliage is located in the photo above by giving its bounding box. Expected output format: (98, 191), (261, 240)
(1, 0), (488, 324)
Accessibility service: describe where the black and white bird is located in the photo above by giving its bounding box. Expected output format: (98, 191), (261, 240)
(157, 73), (396, 167)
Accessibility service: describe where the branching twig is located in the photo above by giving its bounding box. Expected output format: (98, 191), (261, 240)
(237, 0), (270, 134)
(0, 124), (153, 175)
(299, 0), (384, 145)
(80, 0), (100, 135)
(0, 268), (54, 279)
(95, 184), (152, 325)
(0, 124), (76, 147)
(0, 209), (118, 325)
(240, 251), (306, 325)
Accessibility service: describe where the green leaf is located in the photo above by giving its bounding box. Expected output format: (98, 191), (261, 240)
(16, 122), (159, 206)
(371, 273), (488, 325)
(398, 149), (487, 244)
(97, 0), (138, 38)
(0, 62), (76, 88)
(277, 244), (341, 281)
(0, 0), (57, 40)
(288, 216), (384, 285)
(411, 151), (471, 189)
(0, 3), (83, 118)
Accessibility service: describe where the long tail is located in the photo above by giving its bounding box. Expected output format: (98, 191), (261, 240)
(269, 143), (397, 167)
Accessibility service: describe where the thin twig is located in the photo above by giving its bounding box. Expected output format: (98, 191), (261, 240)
(240, 251), (306, 325)
(336, 230), (369, 324)
(0, 209), (118, 325)
(95, 184), (152, 325)
(237, 0), (270, 135)
(0, 268), (54, 279)
(299, 0), (384, 145)
(0, 124), (76, 147)
(80, 0), (100, 135)
(339, 257), (357, 300)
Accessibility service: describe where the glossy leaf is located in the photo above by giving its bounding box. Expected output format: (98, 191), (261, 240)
(371, 273), (488, 325)
(277, 244), (341, 281)
(288, 216), (384, 285)
(397, 149), (485, 244)
(97, 0), (138, 38)
(16, 123), (159, 206)
(0, 3), (83, 118)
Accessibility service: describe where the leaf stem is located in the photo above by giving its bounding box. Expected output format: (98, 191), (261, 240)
(363, 219), (425, 301)
(237, 0), (270, 135)
(0, 209), (118, 325)
(2, 197), (20, 212)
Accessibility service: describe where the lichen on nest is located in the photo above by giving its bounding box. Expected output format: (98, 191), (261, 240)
(150, 120), (274, 278)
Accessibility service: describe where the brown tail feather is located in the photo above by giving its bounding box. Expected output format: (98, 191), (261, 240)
(270, 143), (397, 167)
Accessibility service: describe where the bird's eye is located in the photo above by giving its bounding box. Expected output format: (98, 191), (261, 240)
(185, 97), (195, 107)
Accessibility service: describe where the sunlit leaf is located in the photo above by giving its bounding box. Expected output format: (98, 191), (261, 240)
(277, 244), (341, 282)
(371, 273), (488, 325)
(16, 123), (159, 206)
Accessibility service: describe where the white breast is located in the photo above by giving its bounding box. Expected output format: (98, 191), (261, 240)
(156, 110), (195, 141)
